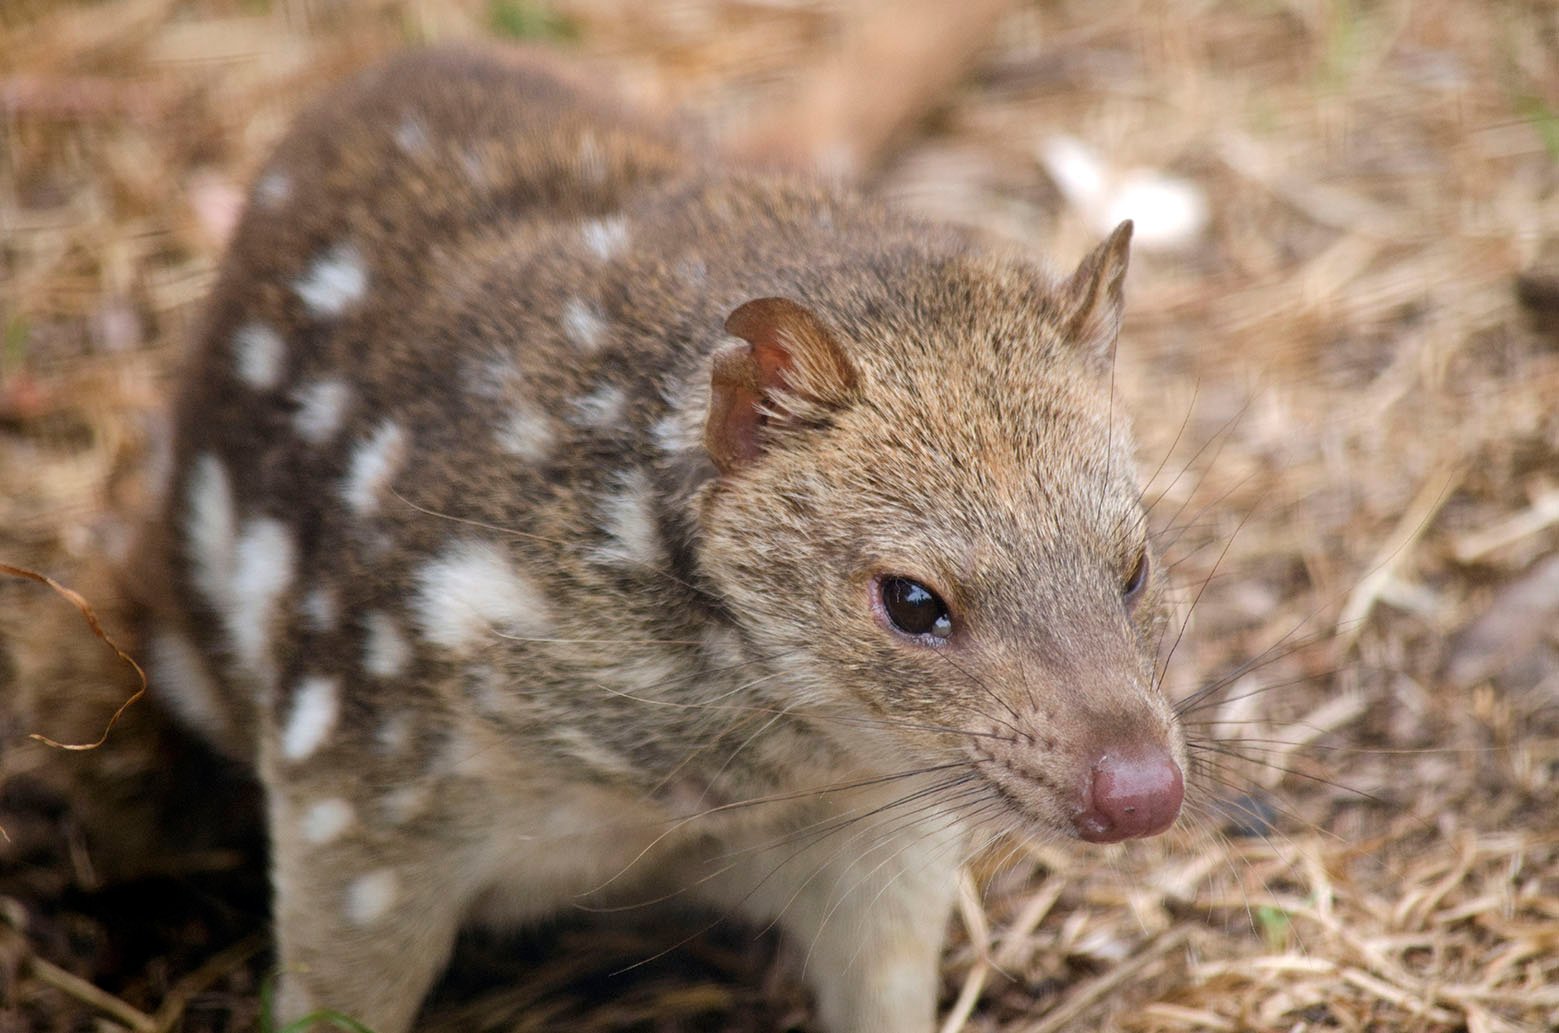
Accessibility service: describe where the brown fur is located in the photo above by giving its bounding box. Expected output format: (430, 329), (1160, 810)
(117, 44), (1182, 1032)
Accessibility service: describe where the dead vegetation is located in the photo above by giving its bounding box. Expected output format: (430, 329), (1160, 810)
(1, 1), (1556, 1030)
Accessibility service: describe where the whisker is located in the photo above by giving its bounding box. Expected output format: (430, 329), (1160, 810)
(574, 771), (980, 916)
(1174, 619), (1346, 715)
(578, 761), (976, 897)
(764, 786), (982, 938)
(1143, 389), (1255, 531)
(594, 679), (1022, 743)
(1134, 377), (1198, 515)
(1187, 742), (1406, 815)
(928, 647), (1029, 737)
(1189, 735), (1541, 756)
(603, 774), (983, 974)
(1156, 496), (1261, 694)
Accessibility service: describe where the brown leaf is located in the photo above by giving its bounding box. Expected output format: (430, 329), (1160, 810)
(0, 563), (146, 750)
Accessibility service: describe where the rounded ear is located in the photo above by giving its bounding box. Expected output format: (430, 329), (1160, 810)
(1058, 220), (1133, 372)
(703, 297), (860, 475)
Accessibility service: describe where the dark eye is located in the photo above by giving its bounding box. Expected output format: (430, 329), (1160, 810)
(876, 576), (954, 640)
(1122, 550), (1149, 610)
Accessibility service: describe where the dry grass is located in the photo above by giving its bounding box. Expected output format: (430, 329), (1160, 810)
(1, 1), (1556, 1030)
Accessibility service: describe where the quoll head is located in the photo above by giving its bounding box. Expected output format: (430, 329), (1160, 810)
(697, 221), (1184, 844)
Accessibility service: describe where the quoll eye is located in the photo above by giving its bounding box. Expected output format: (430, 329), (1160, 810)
(1122, 549), (1150, 610)
(876, 575), (954, 640)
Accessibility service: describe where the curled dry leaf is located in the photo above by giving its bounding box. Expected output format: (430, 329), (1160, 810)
(0, 563), (145, 750)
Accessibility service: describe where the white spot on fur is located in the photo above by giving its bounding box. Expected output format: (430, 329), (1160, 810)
(345, 869), (398, 925)
(676, 257), (707, 285)
(620, 652), (687, 700)
(294, 243), (367, 317)
(282, 675), (339, 762)
(472, 359), (554, 462)
(577, 130), (607, 184)
(463, 666), (510, 716)
(363, 611), (413, 679)
(463, 354), (517, 401)
(185, 454), (236, 609)
(458, 147), (491, 187)
(380, 784), (430, 824)
(291, 379), (350, 443)
(702, 624), (745, 672)
(412, 540), (552, 650)
(342, 421), (407, 515)
(376, 713), (412, 755)
(567, 384), (626, 429)
(146, 629), (227, 742)
(561, 297), (608, 352)
(652, 413), (700, 455)
(394, 116), (430, 156)
(184, 458), (295, 692)
(581, 216), (628, 260)
(594, 469), (662, 567)
(433, 727), (490, 778)
(654, 376), (709, 456)
(254, 171), (291, 209)
(227, 518), (295, 683)
(300, 586), (338, 632)
(554, 726), (636, 778)
(300, 797), (353, 845)
(233, 323), (285, 389)
(496, 403), (554, 463)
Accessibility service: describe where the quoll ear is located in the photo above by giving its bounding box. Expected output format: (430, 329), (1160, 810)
(1059, 220), (1133, 372)
(704, 297), (860, 475)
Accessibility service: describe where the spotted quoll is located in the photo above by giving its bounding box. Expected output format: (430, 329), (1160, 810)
(138, 45), (1187, 1033)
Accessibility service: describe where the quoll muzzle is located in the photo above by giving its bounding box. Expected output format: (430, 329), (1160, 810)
(1073, 743), (1184, 843)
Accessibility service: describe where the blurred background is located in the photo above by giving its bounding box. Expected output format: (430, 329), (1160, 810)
(1, 1), (1556, 1031)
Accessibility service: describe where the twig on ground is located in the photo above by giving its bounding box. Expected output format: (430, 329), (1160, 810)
(0, 562), (146, 750)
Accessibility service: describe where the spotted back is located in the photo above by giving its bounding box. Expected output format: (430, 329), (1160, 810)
(141, 46), (695, 762)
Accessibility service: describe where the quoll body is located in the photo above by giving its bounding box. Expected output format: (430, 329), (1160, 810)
(138, 46), (1188, 1033)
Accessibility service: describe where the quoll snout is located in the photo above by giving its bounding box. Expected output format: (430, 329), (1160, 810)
(1074, 743), (1184, 843)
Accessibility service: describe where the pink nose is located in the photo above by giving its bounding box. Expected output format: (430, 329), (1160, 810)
(1074, 746), (1184, 843)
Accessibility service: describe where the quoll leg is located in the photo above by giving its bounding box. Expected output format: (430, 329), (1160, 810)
(698, 805), (965, 1033)
(267, 788), (475, 1033)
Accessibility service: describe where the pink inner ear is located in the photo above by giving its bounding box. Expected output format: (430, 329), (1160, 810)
(726, 298), (806, 397)
(707, 297), (859, 475)
(721, 377), (764, 467)
(750, 336), (794, 393)
(705, 343), (767, 474)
